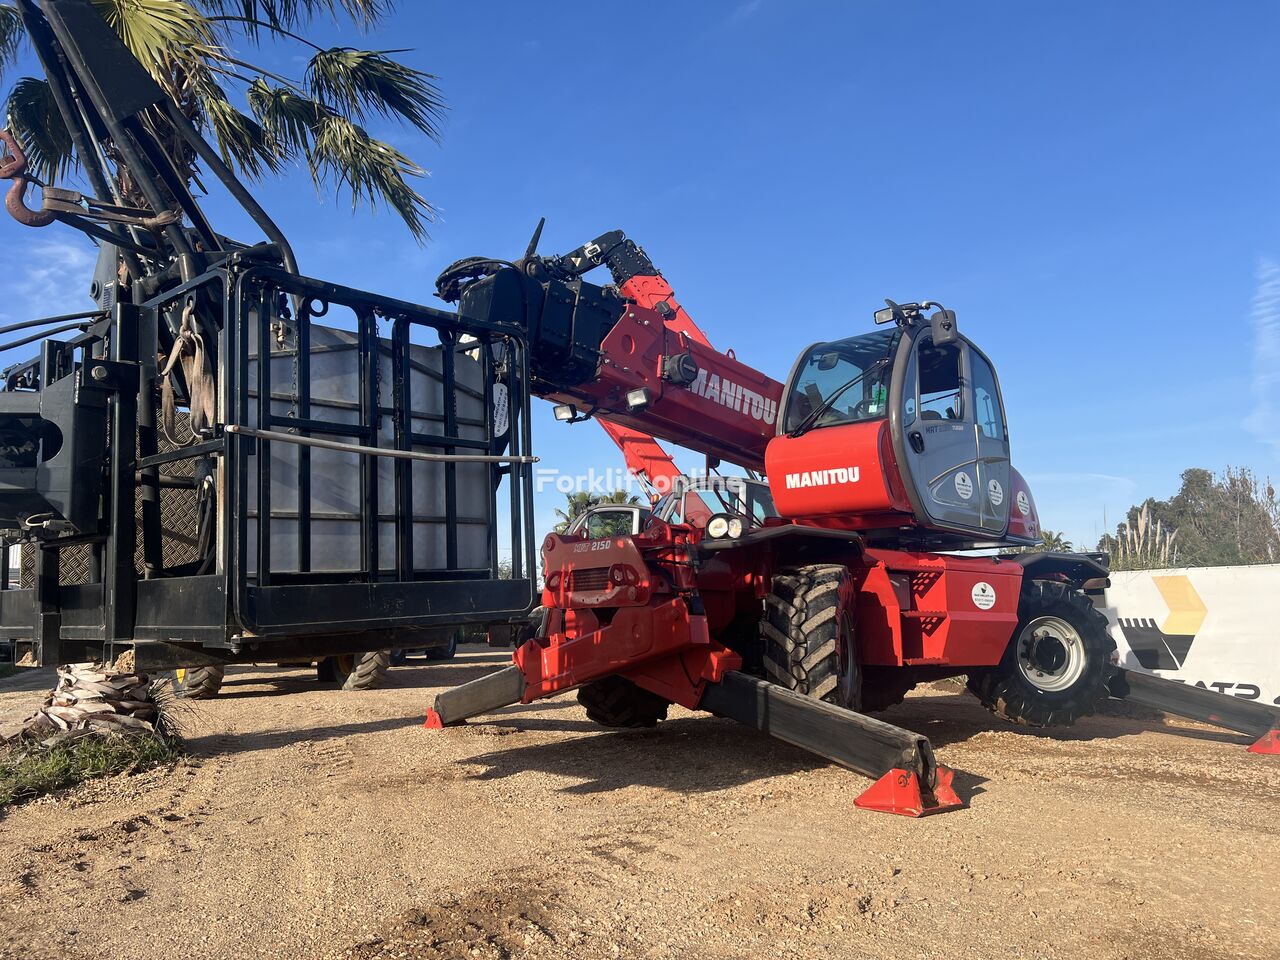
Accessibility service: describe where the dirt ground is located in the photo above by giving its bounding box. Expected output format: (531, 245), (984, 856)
(0, 647), (1275, 960)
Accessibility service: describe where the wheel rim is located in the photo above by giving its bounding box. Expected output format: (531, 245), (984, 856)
(335, 654), (355, 676)
(1016, 615), (1086, 693)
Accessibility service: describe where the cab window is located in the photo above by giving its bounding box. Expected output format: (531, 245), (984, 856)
(585, 509), (635, 539)
(970, 352), (1006, 441)
(917, 340), (963, 421)
(785, 330), (898, 433)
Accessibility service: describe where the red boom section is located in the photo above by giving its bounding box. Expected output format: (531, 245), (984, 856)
(596, 420), (683, 495)
(544, 272), (784, 473)
(591, 274), (721, 492)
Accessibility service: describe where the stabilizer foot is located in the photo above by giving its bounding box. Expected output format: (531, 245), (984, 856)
(1248, 729), (1280, 755)
(854, 766), (965, 817)
(423, 708), (444, 729)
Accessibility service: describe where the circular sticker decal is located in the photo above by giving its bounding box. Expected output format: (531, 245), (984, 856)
(971, 581), (997, 610)
(1016, 490), (1031, 517)
(954, 472), (974, 500)
(988, 479), (1004, 506)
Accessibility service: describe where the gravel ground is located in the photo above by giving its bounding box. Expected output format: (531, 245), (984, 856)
(0, 646), (1276, 960)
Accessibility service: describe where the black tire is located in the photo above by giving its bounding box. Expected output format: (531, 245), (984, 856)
(425, 629), (461, 662)
(513, 607), (547, 647)
(165, 664), (225, 700)
(577, 676), (670, 728)
(966, 579), (1115, 727)
(762, 564), (861, 710)
(323, 650), (391, 691)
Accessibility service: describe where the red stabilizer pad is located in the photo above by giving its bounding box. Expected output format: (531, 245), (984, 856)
(1248, 729), (1280, 754)
(422, 709), (444, 730)
(854, 766), (965, 817)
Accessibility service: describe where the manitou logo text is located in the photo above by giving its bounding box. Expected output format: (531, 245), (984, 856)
(784, 467), (860, 489)
(689, 370), (778, 426)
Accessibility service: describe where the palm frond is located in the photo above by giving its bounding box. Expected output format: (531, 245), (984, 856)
(311, 112), (431, 238)
(5, 77), (75, 181)
(192, 69), (283, 178)
(90, 0), (215, 81)
(0, 3), (23, 69)
(306, 47), (443, 138)
(249, 80), (431, 238)
(197, 0), (392, 32)
(247, 78), (323, 143)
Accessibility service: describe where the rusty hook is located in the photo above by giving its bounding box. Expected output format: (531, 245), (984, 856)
(0, 129), (56, 228)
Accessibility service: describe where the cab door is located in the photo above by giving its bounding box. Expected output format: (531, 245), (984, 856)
(969, 348), (1011, 536)
(901, 335), (988, 535)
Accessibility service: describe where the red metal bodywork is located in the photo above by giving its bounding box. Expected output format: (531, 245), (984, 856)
(765, 420), (914, 525)
(524, 520), (1025, 719)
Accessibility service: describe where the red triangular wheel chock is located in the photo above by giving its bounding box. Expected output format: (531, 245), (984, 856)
(422, 708), (444, 730)
(854, 766), (966, 817)
(1248, 729), (1280, 755)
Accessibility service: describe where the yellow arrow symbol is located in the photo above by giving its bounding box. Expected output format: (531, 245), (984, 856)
(1151, 575), (1207, 636)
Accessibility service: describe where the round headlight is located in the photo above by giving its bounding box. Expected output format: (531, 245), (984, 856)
(727, 517), (744, 539)
(706, 515), (730, 539)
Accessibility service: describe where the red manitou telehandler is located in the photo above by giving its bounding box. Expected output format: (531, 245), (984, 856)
(427, 228), (1280, 815)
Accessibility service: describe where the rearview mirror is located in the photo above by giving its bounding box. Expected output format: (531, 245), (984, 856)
(930, 308), (958, 345)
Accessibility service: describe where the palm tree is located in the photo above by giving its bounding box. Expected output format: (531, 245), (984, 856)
(0, 0), (444, 238)
(1038, 529), (1073, 552)
(554, 490), (640, 533)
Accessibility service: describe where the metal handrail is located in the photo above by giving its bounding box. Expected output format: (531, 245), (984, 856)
(224, 423), (539, 464)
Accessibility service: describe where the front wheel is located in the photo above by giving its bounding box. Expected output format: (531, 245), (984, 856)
(578, 676), (670, 728)
(320, 650), (391, 691)
(967, 579), (1115, 727)
(424, 628), (462, 662)
(762, 563), (861, 710)
(164, 664), (225, 700)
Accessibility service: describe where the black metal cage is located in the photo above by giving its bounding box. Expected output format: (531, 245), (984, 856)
(1, 256), (538, 670)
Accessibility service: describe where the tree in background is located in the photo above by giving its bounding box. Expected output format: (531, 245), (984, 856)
(554, 490), (640, 534)
(1099, 467), (1280, 570)
(0, 0), (443, 238)
(1037, 529), (1073, 552)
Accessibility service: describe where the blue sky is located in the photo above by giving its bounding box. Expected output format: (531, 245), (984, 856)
(2, 0), (1278, 551)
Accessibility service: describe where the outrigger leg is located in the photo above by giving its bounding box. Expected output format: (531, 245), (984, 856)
(1109, 669), (1280, 754)
(425, 656), (963, 818)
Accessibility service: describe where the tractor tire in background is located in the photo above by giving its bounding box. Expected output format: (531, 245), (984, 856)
(321, 650), (391, 691)
(577, 676), (670, 728)
(164, 664), (225, 700)
(966, 579), (1115, 727)
(425, 628), (462, 662)
(762, 564), (861, 711)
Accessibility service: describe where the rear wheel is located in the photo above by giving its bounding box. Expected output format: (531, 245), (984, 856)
(425, 628), (461, 661)
(577, 676), (670, 728)
(966, 579), (1114, 726)
(322, 650), (391, 691)
(164, 664), (225, 700)
(762, 564), (861, 710)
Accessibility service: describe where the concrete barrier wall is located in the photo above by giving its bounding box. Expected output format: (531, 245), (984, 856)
(1102, 564), (1280, 707)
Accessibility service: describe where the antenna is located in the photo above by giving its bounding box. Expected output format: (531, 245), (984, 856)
(524, 217), (546, 260)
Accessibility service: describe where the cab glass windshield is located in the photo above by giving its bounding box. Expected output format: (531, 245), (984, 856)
(784, 329), (900, 433)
